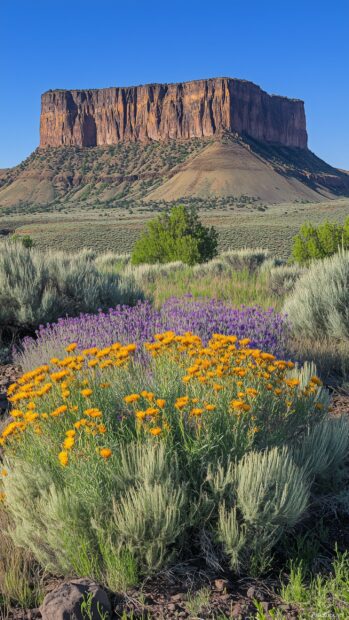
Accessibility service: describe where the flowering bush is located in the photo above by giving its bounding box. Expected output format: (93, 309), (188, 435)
(5, 333), (328, 463)
(2, 331), (344, 584)
(17, 297), (289, 371)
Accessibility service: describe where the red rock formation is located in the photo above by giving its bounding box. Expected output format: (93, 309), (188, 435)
(40, 78), (308, 149)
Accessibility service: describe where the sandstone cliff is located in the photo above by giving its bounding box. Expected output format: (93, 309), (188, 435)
(40, 78), (308, 149)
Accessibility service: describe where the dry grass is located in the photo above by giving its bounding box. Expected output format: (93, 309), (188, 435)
(2, 198), (349, 259)
(140, 266), (280, 309)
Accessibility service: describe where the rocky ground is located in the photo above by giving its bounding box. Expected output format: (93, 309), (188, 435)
(4, 572), (300, 619)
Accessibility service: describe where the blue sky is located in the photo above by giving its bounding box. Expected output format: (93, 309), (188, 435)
(1, 0), (348, 169)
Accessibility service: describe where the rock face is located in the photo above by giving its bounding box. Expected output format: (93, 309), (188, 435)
(40, 77), (308, 149)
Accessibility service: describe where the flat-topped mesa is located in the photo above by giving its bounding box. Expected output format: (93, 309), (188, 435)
(40, 77), (308, 149)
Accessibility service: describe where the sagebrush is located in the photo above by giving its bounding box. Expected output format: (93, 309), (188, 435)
(284, 250), (349, 339)
(0, 242), (142, 332)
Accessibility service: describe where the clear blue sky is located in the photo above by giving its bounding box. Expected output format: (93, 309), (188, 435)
(1, 0), (348, 169)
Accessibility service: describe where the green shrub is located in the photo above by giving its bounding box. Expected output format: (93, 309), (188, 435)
(10, 234), (35, 249)
(280, 551), (349, 618)
(292, 220), (349, 264)
(131, 205), (218, 265)
(0, 242), (143, 331)
(283, 250), (349, 339)
(111, 443), (188, 572)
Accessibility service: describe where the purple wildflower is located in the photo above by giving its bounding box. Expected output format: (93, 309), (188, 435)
(18, 297), (289, 368)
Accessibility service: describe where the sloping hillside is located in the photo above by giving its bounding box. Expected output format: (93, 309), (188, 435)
(0, 135), (348, 213)
(145, 139), (335, 203)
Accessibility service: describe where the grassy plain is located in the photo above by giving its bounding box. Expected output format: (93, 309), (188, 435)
(1, 197), (349, 258)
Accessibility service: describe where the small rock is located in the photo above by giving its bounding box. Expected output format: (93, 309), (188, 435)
(231, 602), (243, 617)
(167, 603), (176, 611)
(171, 592), (186, 602)
(261, 601), (269, 611)
(40, 577), (111, 619)
(214, 578), (229, 591)
(246, 585), (264, 601)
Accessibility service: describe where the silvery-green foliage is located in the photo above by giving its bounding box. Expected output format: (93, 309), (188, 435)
(294, 417), (349, 480)
(259, 257), (286, 273)
(269, 264), (305, 296)
(112, 479), (187, 572)
(0, 242), (143, 329)
(206, 461), (236, 503)
(216, 447), (310, 573)
(235, 446), (309, 528)
(4, 442), (188, 577)
(112, 441), (174, 490)
(284, 250), (349, 339)
(4, 460), (101, 576)
(34, 485), (100, 576)
(123, 260), (183, 284)
(217, 506), (246, 572)
(220, 248), (271, 272)
(111, 443), (188, 572)
(192, 258), (229, 277)
(3, 461), (66, 572)
(95, 252), (131, 272)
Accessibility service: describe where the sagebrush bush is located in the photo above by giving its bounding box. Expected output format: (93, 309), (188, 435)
(191, 258), (229, 277)
(0, 242), (143, 331)
(268, 264), (306, 297)
(220, 248), (271, 273)
(99, 442), (188, 574)
(217, 446), (309, 573)
(123, 261), (183, 284)
(95, 252), (131, 273)
(293, 417), (349, 480)
(0, 508), (43, 609)
(1, 331), (340, 582)
(284, 250), (349, 339)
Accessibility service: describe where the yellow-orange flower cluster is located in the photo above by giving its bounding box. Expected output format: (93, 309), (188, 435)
(2, 341), (137, 461)
(1, 333), (325, 466)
